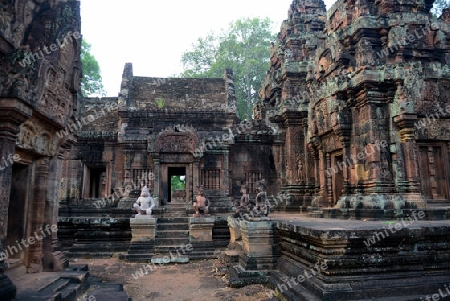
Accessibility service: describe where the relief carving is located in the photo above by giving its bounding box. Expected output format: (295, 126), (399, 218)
(153, 125), (199, 153)
(17, 118), (61, 156)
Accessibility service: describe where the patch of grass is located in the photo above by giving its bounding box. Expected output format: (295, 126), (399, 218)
(155, 98), (165, 108)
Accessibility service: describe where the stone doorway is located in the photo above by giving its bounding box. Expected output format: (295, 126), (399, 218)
(418, 144), (450, 202)
(332, 153), (345, 205)
(82, 166), (106, 199)
(6, 164), (31, 263)
(168, 167), (186, 203)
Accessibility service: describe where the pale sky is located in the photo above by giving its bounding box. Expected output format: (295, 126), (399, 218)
(80, 0), (335, 97)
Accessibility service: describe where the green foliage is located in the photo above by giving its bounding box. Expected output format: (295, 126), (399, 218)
(181, 17), (275, 119)
(155, 97), (165, 108)
(432, 0), (450, 16)
(171, 176), (185, 191)
(81, 40), (106, 97)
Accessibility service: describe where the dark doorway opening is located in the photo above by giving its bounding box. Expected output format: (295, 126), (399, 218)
(7, 164), (29, 260)
(332, 155), (344, 205)
(89, 167), (106, 198)
(168, 167), (186, 203)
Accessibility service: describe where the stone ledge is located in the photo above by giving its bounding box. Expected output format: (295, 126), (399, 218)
(151, 255), (189, 264)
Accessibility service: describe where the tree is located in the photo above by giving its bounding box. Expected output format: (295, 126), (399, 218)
(432, 0), (450, 16)
(80, 39), (106, 97)
(171, 176), (185, 191)
(181, 18), (275, 119)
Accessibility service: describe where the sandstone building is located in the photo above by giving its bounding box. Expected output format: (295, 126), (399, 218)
(259, 0), (450, 217)
(1, 0), (450, 299)
(0, 0), (81, 299)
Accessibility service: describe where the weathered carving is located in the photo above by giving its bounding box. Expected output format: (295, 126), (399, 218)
(17, 118), (60, 156)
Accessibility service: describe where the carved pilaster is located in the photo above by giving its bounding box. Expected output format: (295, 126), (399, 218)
(326, 153), (333, 206)
(0, 98), (31, 300)
(193, 158), (201, 200)
(223, 151), (230, 195)
(341, 139), (351, 195)
(153, 158), (160, 205)
(394, 114), (420, 193)
(26, 158), (50, 273)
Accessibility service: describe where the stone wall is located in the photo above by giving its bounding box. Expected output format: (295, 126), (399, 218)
(273, 219), (450, 300)
(259, 0), (450, 215)
(0, 0), (81, 299)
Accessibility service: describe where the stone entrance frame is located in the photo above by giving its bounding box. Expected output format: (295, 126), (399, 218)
(162, 165), (190, 204)
(151, 129), (200, 206)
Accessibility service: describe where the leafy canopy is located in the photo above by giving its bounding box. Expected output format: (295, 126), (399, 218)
(80, 39), (106, 97)
(181, 17), (275, 119)
(432, 0), (450, 16)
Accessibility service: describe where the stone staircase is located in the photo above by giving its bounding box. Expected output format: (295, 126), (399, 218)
(124, 201), (229, 262)
(13, 264), (129, 301)
(79, 276), (129, 301)
(154, 202), (190, 261)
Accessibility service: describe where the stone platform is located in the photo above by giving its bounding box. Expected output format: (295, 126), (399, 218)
(224, 213), (450, 300)
(12, 264), (129, 301)
(122, 215), (229, 262)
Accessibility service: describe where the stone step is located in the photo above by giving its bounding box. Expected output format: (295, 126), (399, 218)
(39, 278), (71, 294)
(164, 213), (187, 218)
(165, 204), (187, 207)
(127, 247), (156, 255)
(122, 254), (154, 262)
(4, 259), (27, 279)
(155, 237), (190, 246)
(81, 277), (129, 301)
(156, 230), (189, 238)
(268, 270), (321, 301)
(15, 269), (90, 301)
(60, 283), (83, 300)
(164, 210), (187, 214)
(166, 204), (187, 207)
(151, 255), (189, 264)
(157, 217), (189, 223)
(156, 223), (189, 230)
(154, 245), (193, 254)
(228, 264), (269, 288)
(306, 211), (323, 218)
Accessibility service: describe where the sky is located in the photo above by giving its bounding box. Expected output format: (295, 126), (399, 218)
(80, 0), (335, 97)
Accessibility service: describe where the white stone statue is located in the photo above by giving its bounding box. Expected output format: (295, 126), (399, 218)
(133, 186), (155, 216)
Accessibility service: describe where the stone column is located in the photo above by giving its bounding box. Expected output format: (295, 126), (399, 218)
(0, 98), (31, 300)
(28, 157), (50, 273)
(222, 150), (229, 195)
(44, 146), (72, 272)
(394, 124), (420, 193)
(189, 217), (215, 257)
(130, 216), (156, 243)
(193, 157), (200, 197)
(394, 114), (426, 208)
(189, 217), (214, 243)
(153, 158), (160, 206)
(126, 216), (156, 261)
(239, 220), (278, 270)
(227, 217), (242, 248)
(318, 149), (327, 206)
(342, 139), (351, 195)
(326, 153), (333, 206)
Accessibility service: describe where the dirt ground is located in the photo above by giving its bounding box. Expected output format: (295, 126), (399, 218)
(73, 258), (277, 301)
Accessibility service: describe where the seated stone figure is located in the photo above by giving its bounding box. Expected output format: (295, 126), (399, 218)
(193, 186), (209, 217)
(253, 179), (270, 217)
(234, 184), (251, 218)
(133, 186), (155, 216)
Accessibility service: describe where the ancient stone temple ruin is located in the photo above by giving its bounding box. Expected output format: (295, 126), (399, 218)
(224, 0), (450, 299)
(1, 0), (450, 299)
(57, 63), (279, 259)
(259, 0), (450, 217)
